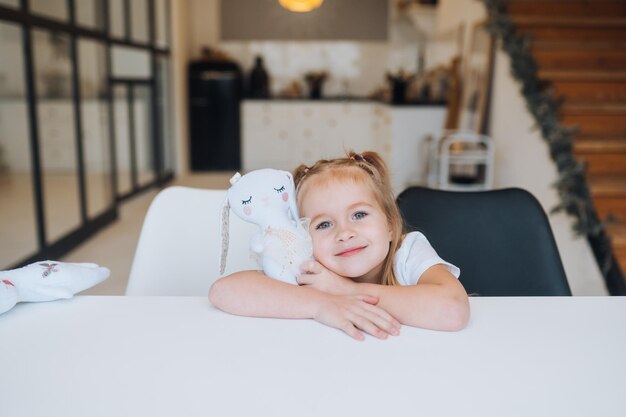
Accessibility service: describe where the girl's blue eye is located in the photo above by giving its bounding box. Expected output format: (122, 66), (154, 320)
(315, 221), (331, 230)
(242, 196), (252, 205)
(353, 211), (368, 220)
(274, 186), (285, 193)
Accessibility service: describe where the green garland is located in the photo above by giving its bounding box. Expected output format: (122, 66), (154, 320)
(480, 0), (614, 254)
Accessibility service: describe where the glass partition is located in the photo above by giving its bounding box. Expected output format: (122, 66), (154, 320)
(0, 0), (173, 267)
(156, 55), (173, 173)
(133, 85), (155, 186)
(32, 29), (81, 243)
(76, 0), (106, 30)
(113, 84), (132, 195)
(30, 0), (68, 21)
(108, 0), (125, 39)
(130, 0), (149, 44)
(0, 22), (38, 268)
(155, 0), (169, 48)
(111, 46), (151, 78)
(78, 38), (113, 218)
(0, 0), (19, 8)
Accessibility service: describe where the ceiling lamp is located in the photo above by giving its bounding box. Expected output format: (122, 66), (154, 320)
(279, 0), (324, 13)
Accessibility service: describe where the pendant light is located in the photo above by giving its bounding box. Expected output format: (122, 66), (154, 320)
(279, 0), (324, 13)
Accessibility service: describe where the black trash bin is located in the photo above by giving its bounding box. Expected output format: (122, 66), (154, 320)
(188, 58), (242, 171)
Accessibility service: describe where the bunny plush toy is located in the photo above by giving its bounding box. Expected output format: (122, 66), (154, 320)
(220, 169), (313, 285)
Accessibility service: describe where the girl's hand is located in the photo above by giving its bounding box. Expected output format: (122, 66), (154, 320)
(297, 260), (355, 295)
(313, 294), (401, 341)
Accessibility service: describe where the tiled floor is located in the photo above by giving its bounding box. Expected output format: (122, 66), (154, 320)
(62, 172), (235, 295)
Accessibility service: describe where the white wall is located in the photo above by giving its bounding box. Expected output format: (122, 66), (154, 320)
(187, 0), (220, 57)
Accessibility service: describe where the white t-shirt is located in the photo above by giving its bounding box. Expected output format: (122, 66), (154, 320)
(393, 231), (460, 286)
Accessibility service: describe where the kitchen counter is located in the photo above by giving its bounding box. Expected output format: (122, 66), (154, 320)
(241, 100), (447, 195)
(244, 96), (447, 107)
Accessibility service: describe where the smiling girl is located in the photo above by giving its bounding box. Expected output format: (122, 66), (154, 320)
(209, 151), (469, 340)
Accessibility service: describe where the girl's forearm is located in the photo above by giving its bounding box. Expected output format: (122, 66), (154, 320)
(209, 271), (321, 319)
(356, 282), (469, 331)
(209, 271), (402, 340)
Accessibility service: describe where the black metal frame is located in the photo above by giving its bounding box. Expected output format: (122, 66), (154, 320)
(0, 0), (173, 269)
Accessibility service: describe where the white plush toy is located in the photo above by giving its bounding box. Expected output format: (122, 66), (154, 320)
(0, 261), (110, 315)
(220, 168), (313, 285)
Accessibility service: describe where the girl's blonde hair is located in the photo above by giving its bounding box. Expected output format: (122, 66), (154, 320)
(293, 150), (405, 286)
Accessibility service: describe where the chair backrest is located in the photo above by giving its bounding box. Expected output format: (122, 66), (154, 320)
(126, 186), (258, 296)
(396, 186), (571, 296)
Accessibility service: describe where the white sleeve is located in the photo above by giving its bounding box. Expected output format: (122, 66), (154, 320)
(393, 232), (460, 286)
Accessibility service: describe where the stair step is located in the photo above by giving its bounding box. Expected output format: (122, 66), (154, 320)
(590, 176), (626, 221)
(562, 103), (626, 113)
(539, 70), (626, 82)
(561, 104), (626, 136)
(551, 80), (626, 103)
(514, 17), (626, 42)
(614, 249), (626, 275)
(514, 16), (626, 28)
(533, 49), (626, 71)
(575, 138), (626, 153)
(607, 223), (626, 248)
(595, 197), (626, 222)
(533, 40), (626, 51)
(507, 1), (626, 18)
(607, 223), (626, 275)
(575, 153), (626, 176)
(588, 176), (626, 196)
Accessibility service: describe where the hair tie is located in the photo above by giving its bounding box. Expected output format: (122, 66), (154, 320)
(303, 167), (310, 174)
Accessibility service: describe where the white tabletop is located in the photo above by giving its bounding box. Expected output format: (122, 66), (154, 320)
(1, 296), (625, 417)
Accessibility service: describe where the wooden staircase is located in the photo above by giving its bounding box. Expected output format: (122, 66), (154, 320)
(507, 0), (626, 277)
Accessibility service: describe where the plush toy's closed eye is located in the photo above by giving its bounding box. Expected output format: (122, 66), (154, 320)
(219, 169), (313, 283)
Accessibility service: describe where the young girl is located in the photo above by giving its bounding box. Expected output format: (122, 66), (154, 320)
(209, 151), (469, 340)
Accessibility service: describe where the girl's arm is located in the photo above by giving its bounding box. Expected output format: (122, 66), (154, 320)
(357, 265), (469, 331)
(208, 271), (401, 340)
(298, 263), (469, 331)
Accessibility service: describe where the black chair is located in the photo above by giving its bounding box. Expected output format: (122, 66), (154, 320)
(396, 186), (572, 296)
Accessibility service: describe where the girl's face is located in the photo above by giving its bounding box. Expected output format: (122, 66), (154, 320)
(299, 178), (392, 284)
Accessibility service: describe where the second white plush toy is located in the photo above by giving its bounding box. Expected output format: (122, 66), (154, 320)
(0, 261), (110, 315)
(220, 169), (312, 284)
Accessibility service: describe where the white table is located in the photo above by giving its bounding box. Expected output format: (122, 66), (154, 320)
(1, 296), (625, 417)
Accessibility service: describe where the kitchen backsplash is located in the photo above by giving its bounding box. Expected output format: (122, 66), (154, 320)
(220, 40), (424, 98)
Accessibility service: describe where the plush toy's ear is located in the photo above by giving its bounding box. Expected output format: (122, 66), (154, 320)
(219, 195), (230, 275)
(219, 173), (241, 275)
(285, 171), (299, 224)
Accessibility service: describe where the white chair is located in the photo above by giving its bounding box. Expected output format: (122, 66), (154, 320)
(125, 186), (258, 296)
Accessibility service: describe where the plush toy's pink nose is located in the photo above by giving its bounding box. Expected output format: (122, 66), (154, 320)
(244, 206), (252, 216)
(282, 193), (289, 202)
